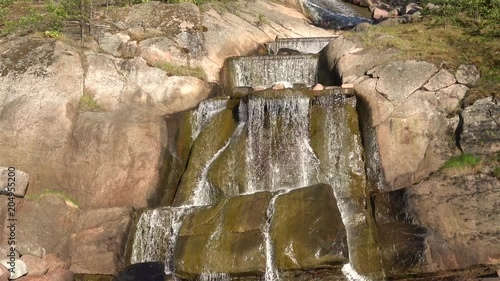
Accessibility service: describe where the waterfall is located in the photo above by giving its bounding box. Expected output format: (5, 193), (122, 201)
(189, 123), (245, 206)
(191, 99), (228, 142)
(246, 94), (319, 193)
(266, 37), (336, 55)
(229, 55), (319, 88)
(263, 192), (283, 281)
(130, 207), (192, 273)
(128, 35), (379, 281)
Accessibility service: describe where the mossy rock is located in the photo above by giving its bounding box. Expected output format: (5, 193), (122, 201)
(174, 191), (273, 278)
(270, 184), (348, 270)
(309, 95), (367, 199)
(172, 108), (237, 206)
(207, 127), (248, 197)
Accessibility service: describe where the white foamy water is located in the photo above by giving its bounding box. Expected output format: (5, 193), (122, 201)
(246, 95), (319, 193)
(342, 264), (371, 281)
(131, 207), (191, 274)
(191, 99), (228, 142)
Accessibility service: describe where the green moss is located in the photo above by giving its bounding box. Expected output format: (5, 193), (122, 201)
(256, 13), (269, 27)
(26, 189), (80, 208)
(493, 167), (500, 179)
(153, 62), (206, 80)
(78, 93), (103, 112)
(442, 153), (481, 169)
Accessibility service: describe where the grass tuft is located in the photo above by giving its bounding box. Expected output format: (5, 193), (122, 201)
(493, 167), (500, 179)
(79, 93), (103, 112)
(441, 153), (483, 176)
(153, 62), (206, 80)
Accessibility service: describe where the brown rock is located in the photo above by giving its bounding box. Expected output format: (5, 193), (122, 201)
(0, 38), (83, 197)
(42, 254), (69, 272)
(254, 86), (266, 91)
(372, 7), (390, 20)
(84, 54), (211, 115)
(312, 83), (324, 91)
(406, 173), (500, 272)
(0, 264), (8, 281)
(21, 255), (47, 276)
(44, 269), (74, 281)
(64, 110), (167, 209)
(376, 90), (459, 189)
(2, 195), (79, 260)
(69, 207), (133, 275)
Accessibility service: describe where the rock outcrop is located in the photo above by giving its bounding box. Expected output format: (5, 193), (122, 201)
(325, 35), (463, 190)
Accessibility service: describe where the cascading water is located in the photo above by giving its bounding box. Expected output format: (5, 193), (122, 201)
(263, 192), (283, 281)
(131, 207), (192, 273)
(266, 37), (336, 55)
(189, 123), (245, 206)
(228, 55), (319, 88)
(246, 94), (319, 193)
(191, 99), (228, 142)
(128, 36), (379, 281)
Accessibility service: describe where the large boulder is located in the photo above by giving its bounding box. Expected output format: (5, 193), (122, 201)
(326, 36), (461, 190)
(64, 110), (168, 208)
(84, 53), (211, 114)
(70, 207), (133, 274)
(270, 184), (348, 270)
(174, 191), (273, 278)
(0, 38), (83, 195)
(406, 173), (500, 274)
(460, 97), (500, 155)
(0, 195), (79, 260)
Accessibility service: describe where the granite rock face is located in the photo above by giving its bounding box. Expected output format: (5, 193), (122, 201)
(461, 97), (500, 155)
(325, 36), (462, 190)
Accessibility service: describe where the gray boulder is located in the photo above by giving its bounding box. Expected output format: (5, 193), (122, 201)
(0, 167), (29, 197)
(423, 69), (456, 91)
(461, 97), (500, 155)
(455, 64), (480, 86)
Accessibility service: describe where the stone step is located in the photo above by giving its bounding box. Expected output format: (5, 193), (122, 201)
(266, 36), (338, 55)
(222, 55), (320, 89)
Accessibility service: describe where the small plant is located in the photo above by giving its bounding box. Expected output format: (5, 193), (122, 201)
(153, 62), (206, 80)
(79, 93), (103, 112)
(257, 13), (269, 27)
(493, 167), (500, 179)
(44, 30), (60, 38)
(441, 153), (482, 175)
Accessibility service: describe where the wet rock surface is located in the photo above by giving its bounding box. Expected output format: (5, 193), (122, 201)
(175, 192), (272, 278)
(270, 184), (348, 270)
